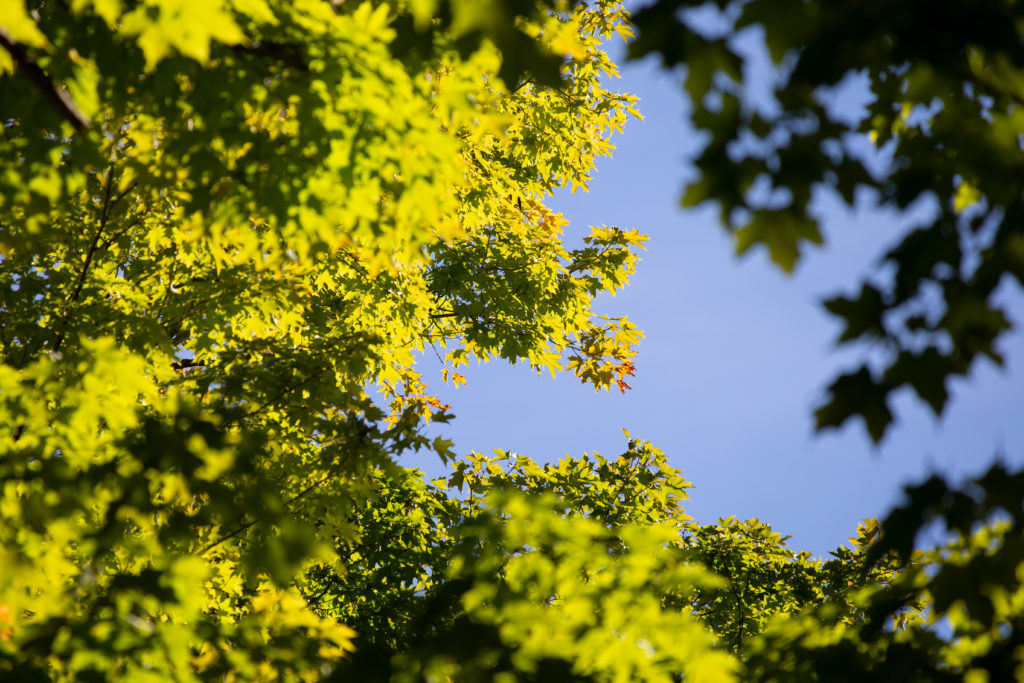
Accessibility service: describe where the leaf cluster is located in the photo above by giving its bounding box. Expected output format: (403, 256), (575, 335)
(0, 0), (648, 678)
(2, 1), (1023, 681)
(629, 0), (1024, 442)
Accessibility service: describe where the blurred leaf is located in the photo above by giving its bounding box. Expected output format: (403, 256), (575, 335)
(815, 367), (893, 442)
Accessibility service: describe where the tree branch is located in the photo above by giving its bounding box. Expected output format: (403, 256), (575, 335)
(0, 27), (90, 132)
(199, 452), (352, 556)
(231, 40), (310, 73)
(52, 165), (116, 353)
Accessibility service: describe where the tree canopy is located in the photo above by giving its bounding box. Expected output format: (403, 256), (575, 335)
(1, 0), (1023, 681)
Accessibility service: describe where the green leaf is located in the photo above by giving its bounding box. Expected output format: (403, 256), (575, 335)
(734, 209), (823, 273)
(814, 366), (893, 442)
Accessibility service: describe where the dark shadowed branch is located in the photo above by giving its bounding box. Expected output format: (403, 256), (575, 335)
(0, 27), (90, 132)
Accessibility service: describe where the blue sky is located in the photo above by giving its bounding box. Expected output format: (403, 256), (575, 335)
(412, 42), (1024, 558)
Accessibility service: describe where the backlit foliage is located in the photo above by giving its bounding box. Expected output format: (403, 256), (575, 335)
(2, 1), (1023, 681)
(0, 0), (651, 678)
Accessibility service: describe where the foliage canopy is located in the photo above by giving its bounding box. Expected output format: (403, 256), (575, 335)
(1, 0), (1023, 681)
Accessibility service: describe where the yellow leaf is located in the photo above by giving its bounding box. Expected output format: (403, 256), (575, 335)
(229, 0), (277, 25)
(954, 179), (982, 213)
(0, 0), (49, 48)
(71, 0), (122, 25)
(546, 20), (588, 59)
(408, 0), (439, 29)
(122, 1), (246, 69)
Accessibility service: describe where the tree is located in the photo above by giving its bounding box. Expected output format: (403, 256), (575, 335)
(2, 1), (1023, 682)
(0, 0), (648, 678)
(325, 439), (739, 682)
(302, 435), (922, 681)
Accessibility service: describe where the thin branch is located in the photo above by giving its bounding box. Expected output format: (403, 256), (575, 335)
(231, 40), (310, 73)
(511, 76), (535, 94)
(99, 215), (142, 251)
(338, 247), (368, 277)
(247, 371), (321, 419)
(735, 573), (750, 650)
(0, 27), (90, 132)
(222, 368), (326, 428)
(428, 341), (445, 366)
(197, 515), (259, 556)
(199, 453), (352, 556)
(51, 165), (116, 353)
(108, 180), (138, 212)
